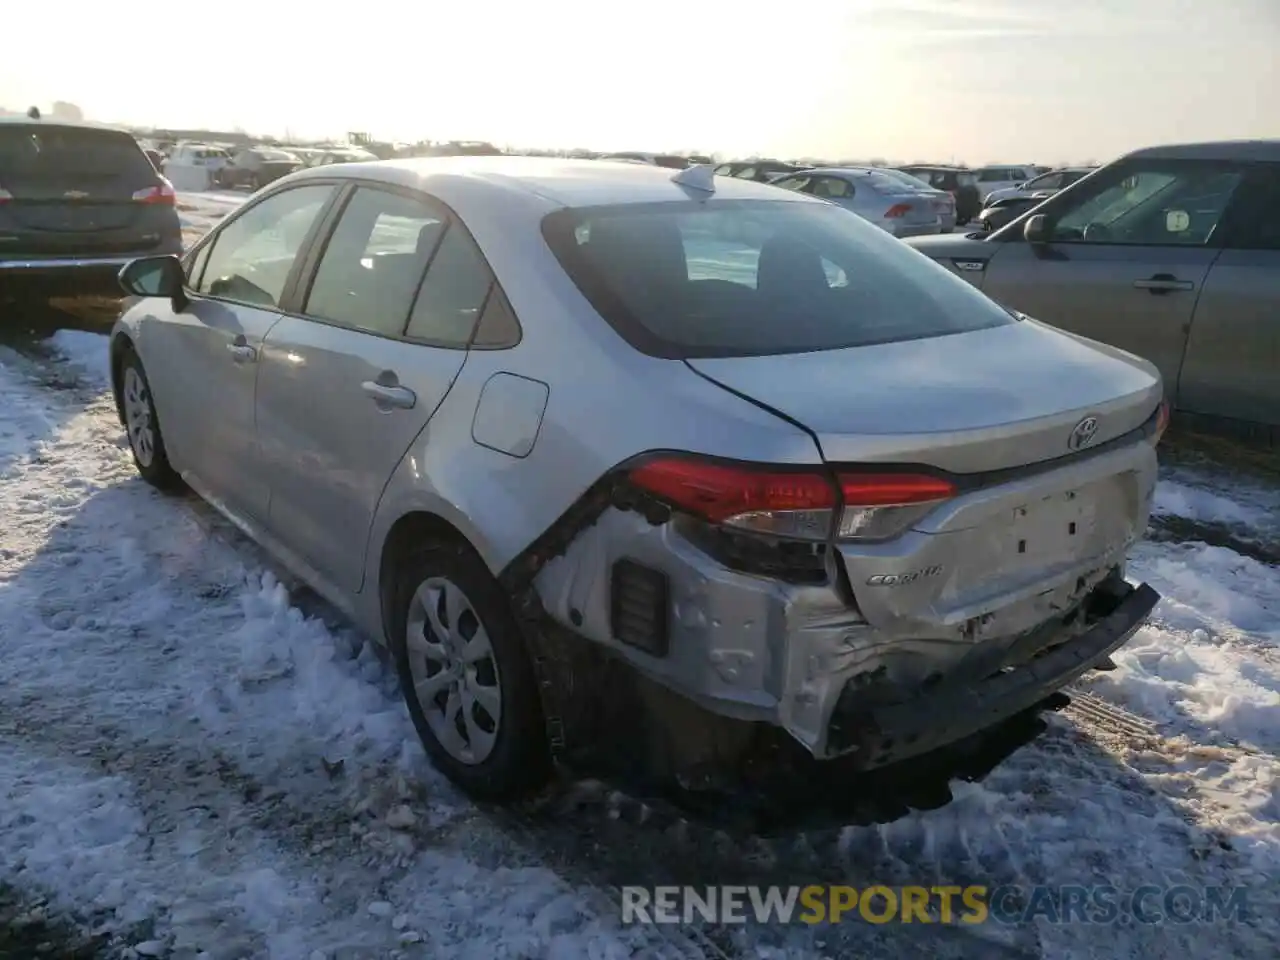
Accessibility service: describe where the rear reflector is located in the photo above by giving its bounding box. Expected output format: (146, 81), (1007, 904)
(627, 456), (954, 542)
(884, 203), (912, 218)
(610, 559), (670, 656)
(132, 179), (176, 204)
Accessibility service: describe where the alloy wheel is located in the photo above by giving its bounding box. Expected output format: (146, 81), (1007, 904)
(404, 576), (503, 765)
(123, 366), (155, 468)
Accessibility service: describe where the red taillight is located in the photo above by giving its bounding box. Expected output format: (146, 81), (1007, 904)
(627, 456), (954, 542)
(132, 179), (176, 205)
(839, 473), (956, 506)
(628, 458), (835, 524)
(1155, 399), (1171, 444)
(0, 187), (11, 204)
(884, 203), (912, 218)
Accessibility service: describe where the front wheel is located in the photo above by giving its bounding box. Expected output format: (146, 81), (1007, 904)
(390, 543), (550, 800)
(120, 350), (183, 491)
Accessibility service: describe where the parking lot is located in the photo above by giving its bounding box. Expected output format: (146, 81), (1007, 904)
(0, 187), (1274, 959)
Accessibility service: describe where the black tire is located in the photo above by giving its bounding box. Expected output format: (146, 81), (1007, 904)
(390, 541), (550, 801)
(119, 349), (183, 492)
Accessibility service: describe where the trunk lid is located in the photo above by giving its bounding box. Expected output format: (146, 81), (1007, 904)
(687, 320), (1161, 475)
(688, 321), (1161, 634)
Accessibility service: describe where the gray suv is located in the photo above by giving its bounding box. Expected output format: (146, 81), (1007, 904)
(0, 118), (183, 298)
(907, 140), (1280, 445)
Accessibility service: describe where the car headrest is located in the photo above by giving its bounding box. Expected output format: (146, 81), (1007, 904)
(756, 233), (830, 295)
(584, 216), (688, 287)
(417, 221), (445, 259)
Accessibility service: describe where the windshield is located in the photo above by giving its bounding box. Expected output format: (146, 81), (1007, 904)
(257, 150), (298, 162)
(0, 126), (154, 181)
(542, 199), (1015, 358)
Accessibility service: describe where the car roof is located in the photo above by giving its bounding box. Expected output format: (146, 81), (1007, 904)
(1122, 139), (1280, 162)
(284, 155), (818, 212)
(0, 117), (133, 135)
(800, 166), (901, 178)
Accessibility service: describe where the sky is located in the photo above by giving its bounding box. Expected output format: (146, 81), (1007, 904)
(2, 0), (1276, 164)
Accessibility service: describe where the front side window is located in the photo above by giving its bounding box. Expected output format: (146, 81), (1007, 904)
(304, 187), (445, 336)
(543, 199), (1015, 358)
(1046, 161), (1243, 246)
(197, 184), (335, 307)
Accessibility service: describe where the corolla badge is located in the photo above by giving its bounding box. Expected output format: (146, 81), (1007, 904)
(63, 190), (89, 199)
(1068, 416), (1100, 450)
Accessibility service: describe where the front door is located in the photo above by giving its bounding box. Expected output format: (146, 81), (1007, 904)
(255, 185), (498, 592)
(142, 183), (338, 522)
(979, 158), (1244, 397)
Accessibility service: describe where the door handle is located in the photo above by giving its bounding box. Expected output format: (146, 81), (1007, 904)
(361, 380), (417, 410)
(226, 343), (257, 363)
(1133, 274), (1194, 294)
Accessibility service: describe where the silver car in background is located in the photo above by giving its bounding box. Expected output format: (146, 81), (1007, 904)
(769, 166), (946, 237)
(873, 167), (960, 232)
(109, 157), (1166, 803)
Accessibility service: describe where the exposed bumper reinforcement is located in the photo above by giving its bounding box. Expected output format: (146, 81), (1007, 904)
(827, 581), (1160, 769)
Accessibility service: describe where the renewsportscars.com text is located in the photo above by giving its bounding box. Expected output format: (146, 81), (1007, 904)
(621, 885), (1249, 926)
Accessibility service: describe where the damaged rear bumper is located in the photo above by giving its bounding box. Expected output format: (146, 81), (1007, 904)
(529, 502), (1160, 768)
(826, 580), (1160, 769)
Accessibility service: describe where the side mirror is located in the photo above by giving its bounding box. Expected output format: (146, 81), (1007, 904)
(1023, 213), (1050, 245)
(118, 255), (188, 310)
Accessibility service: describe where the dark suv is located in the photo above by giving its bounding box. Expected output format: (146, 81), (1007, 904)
(0, 119), (183, 297)
(896, 165), (982, 225)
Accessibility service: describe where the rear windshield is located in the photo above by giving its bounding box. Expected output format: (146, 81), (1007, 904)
(0, 126), (153, 180)
(542, 199), (1015, 358)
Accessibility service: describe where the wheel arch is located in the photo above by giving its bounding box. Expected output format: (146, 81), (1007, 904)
(375, 507), (496, 647)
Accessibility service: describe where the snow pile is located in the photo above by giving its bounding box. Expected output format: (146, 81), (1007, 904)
(47, 329), (112, 387)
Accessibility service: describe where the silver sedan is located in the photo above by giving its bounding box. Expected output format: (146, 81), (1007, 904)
(109, 157), (1166, 802)
(769, 166), (947, 237)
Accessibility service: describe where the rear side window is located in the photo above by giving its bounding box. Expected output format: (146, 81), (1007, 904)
(542, 199), (1015, 359)
(404, 225), (494, 347)
(1221, 165), (1280, 251)
(0, 126), (154, 182)
(304, 187), (446, 337)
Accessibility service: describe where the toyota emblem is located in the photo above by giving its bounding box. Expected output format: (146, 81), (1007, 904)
(1068, 416), (1100, 450)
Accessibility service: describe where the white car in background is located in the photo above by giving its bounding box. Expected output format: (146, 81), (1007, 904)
(983, 167), (1098, 206)
(972, 164), (1040, 200)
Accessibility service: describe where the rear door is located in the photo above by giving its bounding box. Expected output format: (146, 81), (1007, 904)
(977, 157), (1244, 395)
(255, 184), (495, 593)
(1176, 162), (1280, 433)
(143, 182), (340, 522)
(0, 124), (167, 255)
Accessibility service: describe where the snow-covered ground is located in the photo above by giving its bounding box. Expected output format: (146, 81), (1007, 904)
(0, 193), (1276, 959)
